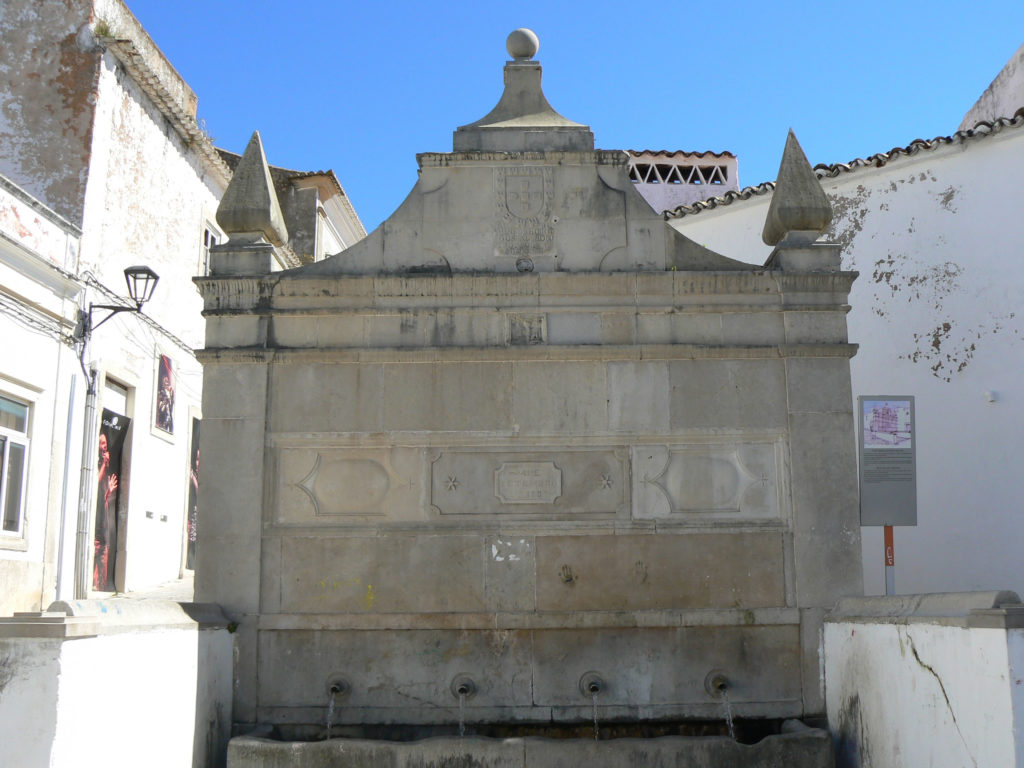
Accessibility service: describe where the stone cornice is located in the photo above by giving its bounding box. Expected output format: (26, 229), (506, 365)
(196, 271), (858, 314)
(418, 150), (629, 167)
(194, 275), (278, 311)
(257, 606), (801, 632)
(195, 342), (858, 365)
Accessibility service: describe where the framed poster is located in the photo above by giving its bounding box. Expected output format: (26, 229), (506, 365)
(858, 396), (917, 526)
(154, 353), (175, 435)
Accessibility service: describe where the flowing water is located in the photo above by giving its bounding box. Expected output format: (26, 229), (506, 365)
(721, 690), (736, 741)
(458, 692), (466, 738)
(325, 691), (336, 741)
(591, 692), (600, 741)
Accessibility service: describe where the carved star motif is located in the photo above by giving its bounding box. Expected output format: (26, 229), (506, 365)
(445, 475), (460, 491)
(600, 473), (613, 490)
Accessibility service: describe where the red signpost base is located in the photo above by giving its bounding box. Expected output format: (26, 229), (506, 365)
(884, 525), (895, 595)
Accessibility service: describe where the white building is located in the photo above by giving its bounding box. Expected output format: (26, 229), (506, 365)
(0, 0), (364, 613)
(668, 55), (1024, 597)
(627, 149), (738, 212)
(0, 176), (83, 613)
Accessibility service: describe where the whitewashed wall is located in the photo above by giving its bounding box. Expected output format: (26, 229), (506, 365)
(960, 42), (1024, 130)
(823, 593), (1024, 768)
(0, 178), (82, 615)
(0, 600), (233, 768)
(671, 125), (1024, 597)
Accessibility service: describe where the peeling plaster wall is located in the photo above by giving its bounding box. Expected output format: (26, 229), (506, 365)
(0, 178), (80, 271)
(79, 50), (219, 348)
(824, 620), (1022, 767)
(0, 1), (101, 228)
(671, 128), (1024, 597)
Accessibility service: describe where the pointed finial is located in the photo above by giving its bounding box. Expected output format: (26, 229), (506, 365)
(506, 28), (539, 60)
(216, 131), (289, 246)
(762, 130), (832, 246)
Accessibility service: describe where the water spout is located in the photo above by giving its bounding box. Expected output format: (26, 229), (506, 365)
(703, 670), (729, 697)
(578, 671), (605, 697)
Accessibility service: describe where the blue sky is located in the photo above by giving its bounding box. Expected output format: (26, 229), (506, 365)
(126, 0), (1024, 232)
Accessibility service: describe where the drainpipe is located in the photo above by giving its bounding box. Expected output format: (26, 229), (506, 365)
(54, 374), (76, 601)
(73, 369), (98, 599)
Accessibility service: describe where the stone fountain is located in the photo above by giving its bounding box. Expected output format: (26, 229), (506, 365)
(196, 28), (859, 767)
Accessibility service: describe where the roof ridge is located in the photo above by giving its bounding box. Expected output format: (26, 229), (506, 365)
(665, 106), (1024, 219)
(627, 149), (736, 159)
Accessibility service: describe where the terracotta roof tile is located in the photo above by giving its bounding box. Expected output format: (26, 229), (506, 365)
(627, 149), (736, 159)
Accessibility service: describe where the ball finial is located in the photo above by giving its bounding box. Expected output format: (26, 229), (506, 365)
(506, 28), (539, 60)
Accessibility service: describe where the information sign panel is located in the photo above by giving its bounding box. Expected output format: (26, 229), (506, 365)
(858, 395), (917, 526)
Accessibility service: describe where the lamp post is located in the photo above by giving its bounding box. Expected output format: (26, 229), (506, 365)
(71, 265), (159, 598)
(75, 265), (160, 363)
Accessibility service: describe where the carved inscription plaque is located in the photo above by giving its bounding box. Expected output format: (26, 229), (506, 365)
(430, 448), (627, 519)
(494, 462), (561, 504)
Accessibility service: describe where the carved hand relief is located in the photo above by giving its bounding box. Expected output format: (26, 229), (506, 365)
(275, 448), (420, 524)
(431, 448), (627, 519)
(494, 167), (555, 259)
(632, 442), (781, 520)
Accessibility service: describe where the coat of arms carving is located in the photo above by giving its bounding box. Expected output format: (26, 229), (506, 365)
(494, 166), (555, 259)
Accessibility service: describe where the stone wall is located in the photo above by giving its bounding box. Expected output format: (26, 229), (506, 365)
(198, 268), (861, 729)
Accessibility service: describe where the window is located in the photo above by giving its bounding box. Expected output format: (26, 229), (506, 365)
(201, 225), (219, 275)
(104, 379), (129, 416)
(0, 394), (29, 535)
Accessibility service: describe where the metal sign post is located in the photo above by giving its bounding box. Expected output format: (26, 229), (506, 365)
(858, 396), (917, 596)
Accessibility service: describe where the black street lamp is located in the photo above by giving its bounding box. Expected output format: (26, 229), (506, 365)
(76, 265), (160, 342)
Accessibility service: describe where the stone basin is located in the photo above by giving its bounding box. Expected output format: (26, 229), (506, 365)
(227, 722), (835, 767)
